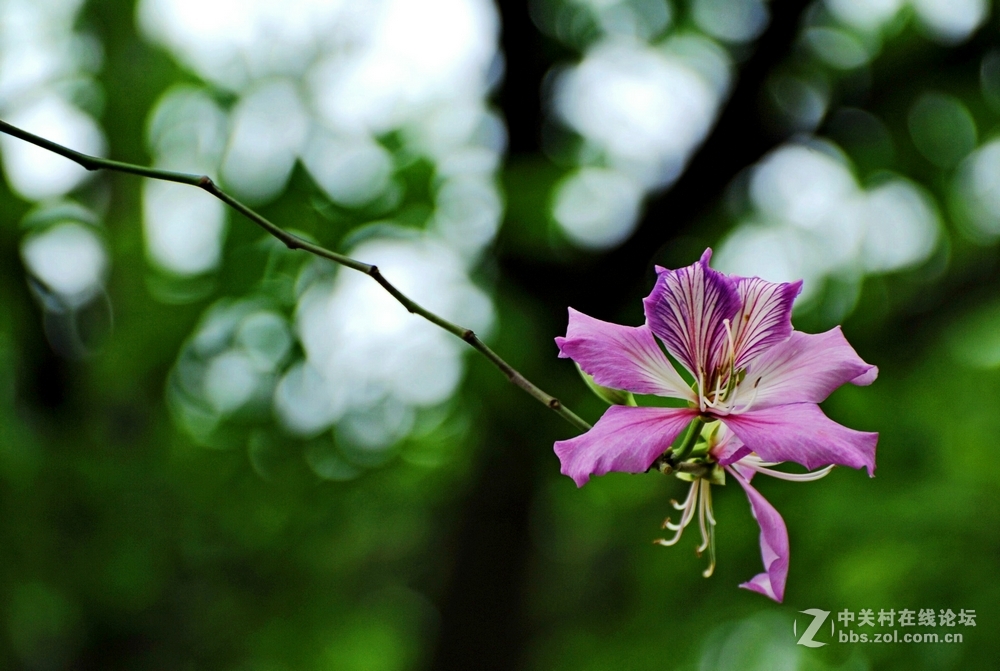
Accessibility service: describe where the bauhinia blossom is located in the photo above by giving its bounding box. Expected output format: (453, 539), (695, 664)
(553, 249), (878, 602)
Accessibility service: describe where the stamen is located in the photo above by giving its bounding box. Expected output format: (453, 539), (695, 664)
(722, 365), (739, 401)
(723, 318), (737, 391)
(753, 464), (835, 482)
(671, 485), (695, 511)
(656, 480), (718, 579)
(703, 481), (717, 526)
(696, 489), (709, 555)
(696, 374), (706, 411)
(702, 370), (730, 410)
(739, 455), (835, 482)
(734, 383), (760, 414)
(677, 485), (698, 527)
(655, 523), (684, 545)
(702, 523), (717, 578)
(723, 318), (735, 367)
(654, 481), (698, 546)
(697, 480), (717, 577)
(664, 514), (687, 531)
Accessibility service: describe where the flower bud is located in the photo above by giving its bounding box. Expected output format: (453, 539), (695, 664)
(575, 363), (636, 406)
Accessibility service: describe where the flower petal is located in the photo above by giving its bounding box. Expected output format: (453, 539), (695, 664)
(643, 249), (740, 380)
(554, 405), (697, 487)
(745, 327), (878, 409)
(731, 277), (802, 369)
(721, 403), (877, 476)
(851, 366), (878, 386)
(729, 467), (789, 603)
(556, 308), (695, 400)
(708, 424), (751, 467)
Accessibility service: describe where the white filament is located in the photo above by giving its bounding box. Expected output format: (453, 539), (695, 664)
(655, 478), (717, 577)
(739, 454), (835, 482)
(658, 480), (699, 544)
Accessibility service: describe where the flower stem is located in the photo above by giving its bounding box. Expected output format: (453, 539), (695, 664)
(0, 118), (592, 433)
(672, 417), (705, 463)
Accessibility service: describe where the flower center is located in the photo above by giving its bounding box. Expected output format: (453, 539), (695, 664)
(696, 318), (756, 415)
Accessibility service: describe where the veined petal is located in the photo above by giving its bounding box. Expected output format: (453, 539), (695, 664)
(731, 277), (802, 369)
(554, 405), (697, 487)
(729, 467), (789, 603)
(643, 249), (740, 380)
(556, 308), (695, 401)
(745, 327), (878, 410)
(721, 403), (877, 476)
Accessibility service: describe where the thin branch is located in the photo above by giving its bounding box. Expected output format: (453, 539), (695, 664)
(0, 118), (592, 433)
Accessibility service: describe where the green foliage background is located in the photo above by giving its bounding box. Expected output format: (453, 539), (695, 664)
(0, 0), (998, 669)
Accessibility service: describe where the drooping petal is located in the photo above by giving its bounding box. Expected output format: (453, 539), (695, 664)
(556, 308), (695, 401)
(729, 460), (757, 482)
(729, 467), (789, 603)
(744, 327), (878, 410)
(731, 277), (802, 369)
(554, 405), (697, 487)
(721, 403), (877, 476)
(643, 249), (740, 381)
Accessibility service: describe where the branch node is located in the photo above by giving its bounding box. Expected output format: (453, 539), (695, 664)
(198, 175), (215, 189)
(548, 398), (562, 410)
(462, 329), (476, 343)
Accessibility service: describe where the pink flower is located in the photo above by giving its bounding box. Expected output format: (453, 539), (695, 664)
(553, 249), (878, 602)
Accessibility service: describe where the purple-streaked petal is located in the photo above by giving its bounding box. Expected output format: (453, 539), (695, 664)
(643, 249), (740, 380)
(721, 403), (877, 476)
(731, 277), (802, 369)
(729, 467), (789, 603)
(554, 405), (697, 487)
(556, 308), (695, 401)
(745, 327), (877, 410)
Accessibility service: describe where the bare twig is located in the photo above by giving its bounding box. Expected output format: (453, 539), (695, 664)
(0, 118), (591, 432)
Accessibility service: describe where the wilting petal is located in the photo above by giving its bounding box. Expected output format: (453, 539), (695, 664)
(722, 403), (877, 476)
(556, 308), (695, 401)
(746, 327), (878, 409)
(731, 277), (802, 369)
(729, 467), (789, 603)
(554, 405), (697, 487)
(643, 249), (740, 380)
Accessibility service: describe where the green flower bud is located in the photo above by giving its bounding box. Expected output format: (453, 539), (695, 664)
(575, 363), (637, 406)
